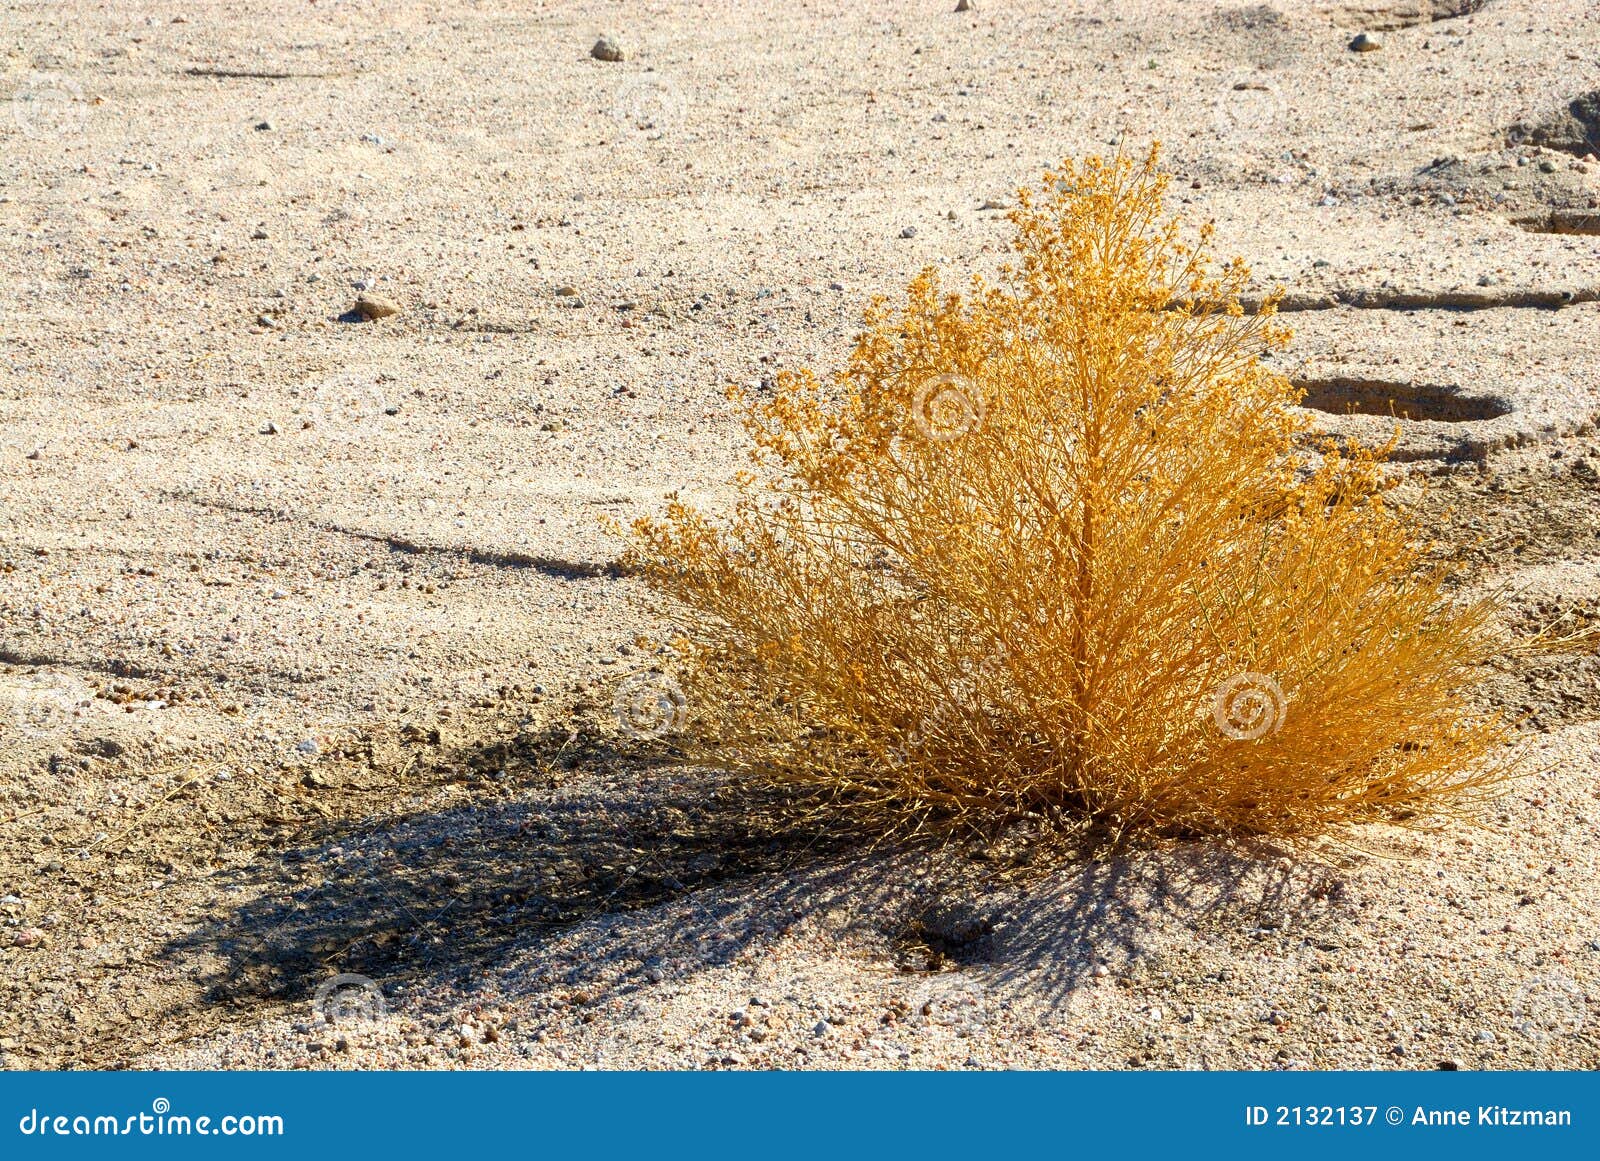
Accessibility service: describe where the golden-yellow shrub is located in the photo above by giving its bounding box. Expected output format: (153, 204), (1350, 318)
(624, 148), (1508, 839)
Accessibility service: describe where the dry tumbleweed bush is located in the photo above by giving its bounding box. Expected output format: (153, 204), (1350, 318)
(624, 149), (1509, 840)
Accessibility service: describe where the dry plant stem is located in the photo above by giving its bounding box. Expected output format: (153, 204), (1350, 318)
(625, 147), (1512, 840)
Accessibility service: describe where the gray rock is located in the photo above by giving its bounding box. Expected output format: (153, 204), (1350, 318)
(1348, 32), (1381, 52)
(592, 35), (626, 62)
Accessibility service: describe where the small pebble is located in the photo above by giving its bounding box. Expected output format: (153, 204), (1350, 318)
(1348, 32), (1381, 52)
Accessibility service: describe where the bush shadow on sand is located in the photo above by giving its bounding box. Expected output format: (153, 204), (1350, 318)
(159, 723), (1349, 1031)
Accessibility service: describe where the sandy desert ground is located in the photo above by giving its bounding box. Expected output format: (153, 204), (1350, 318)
(2, 0), (1599, 1070)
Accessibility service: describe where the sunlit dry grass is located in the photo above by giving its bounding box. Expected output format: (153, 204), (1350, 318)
(623, 148), (1510, 841)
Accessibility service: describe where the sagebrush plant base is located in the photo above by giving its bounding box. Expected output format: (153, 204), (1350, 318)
(623, 148), (1509, 840)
